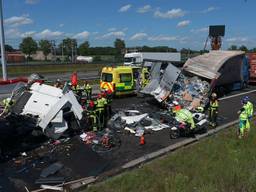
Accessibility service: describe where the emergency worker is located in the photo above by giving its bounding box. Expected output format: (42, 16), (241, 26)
(2, 98), (13, 113)
(87, 100), (98, 131)
(209, 92), (219, 127)
(242, 96), (253, 136)
(95, 94), (107, 130)
(172, 101), (181, 114)
(105, 89), (113, 118)
(175, 108), (195, 130)
(238, 107), (248, 139)
(84, 81), (92, 100)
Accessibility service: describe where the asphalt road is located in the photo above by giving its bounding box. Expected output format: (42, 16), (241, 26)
(1, 87), (256, 191)
(0, 71), (100, 98)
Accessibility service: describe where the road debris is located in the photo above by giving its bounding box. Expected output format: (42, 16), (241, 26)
(40, 162), (63, 178)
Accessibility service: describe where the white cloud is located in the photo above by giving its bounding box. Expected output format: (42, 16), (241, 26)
(97, 31), (125, 39)
(21, 31), (36, 37)
(35, 29), (63, 39)
(5, 29), (36, 39)
(179, 37), (189, 44)
(73, 31), (90, 39)
(108, 28), (117, 32)
(130, 33), (148, 40)
(25, 0), (40, 4)
(177, 20), (190, 28)
(226, 37), (248, 43)
(154, 8), (186, 19)
(148, 35), (177, 41)
(190, 27), (208, 33)
(137, 5), (151, 13)
(5, 28), (21, 39)
(201, 6), (218, 13)
(119, 4), (132, 12)
(4, 15), (33, 27)
(122, 27), (128, 31)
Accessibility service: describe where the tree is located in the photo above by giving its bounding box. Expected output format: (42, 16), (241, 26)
(114, 38), (125, 54)
(19, 37), (38, 59)
(78, 41), (90, 55)
(59, 38), (77, 62)
(228, 45), (238, 50)
(249, 47), (256, 52)
(239, 45), (248, 52)
(5, 44), (14, 52)
(39, 40), (52, 60)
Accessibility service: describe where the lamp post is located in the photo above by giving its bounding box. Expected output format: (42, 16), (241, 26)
(0, 0), (7, 80)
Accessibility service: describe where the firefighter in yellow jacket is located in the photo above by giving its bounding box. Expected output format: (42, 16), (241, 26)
(209, 93), (219, 127)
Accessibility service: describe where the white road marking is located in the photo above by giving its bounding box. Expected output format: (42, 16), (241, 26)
(220, 89), (256, 101)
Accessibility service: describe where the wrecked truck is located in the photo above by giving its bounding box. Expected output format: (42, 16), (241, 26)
(0, 82), (85, 152)
(142, 50), (249, 108)
(140, 51), (248, 136)
(183, 50), (249, 96)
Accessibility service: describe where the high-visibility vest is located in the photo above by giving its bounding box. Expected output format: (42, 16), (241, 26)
(96, 98), (107, 111)
(240, 110), (248, 121)
(175, 109), (195, 128)
(85, 84), (92, 91)
(3, 98), (11, 108)
(246, 101), (253, 117)
(210, 100), (218, 111)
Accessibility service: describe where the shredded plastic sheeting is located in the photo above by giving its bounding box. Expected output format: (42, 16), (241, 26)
(109, 111), (170, 137)
(121, 114), (148, 124)
(183, 50), (245, 80)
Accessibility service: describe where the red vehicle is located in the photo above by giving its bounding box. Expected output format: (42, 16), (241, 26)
(247, 53), (256, 83)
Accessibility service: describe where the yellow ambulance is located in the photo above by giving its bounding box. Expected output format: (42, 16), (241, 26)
(100, 66), (149, 96)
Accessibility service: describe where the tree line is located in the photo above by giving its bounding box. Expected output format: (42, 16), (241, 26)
(5, 36), (256, 61)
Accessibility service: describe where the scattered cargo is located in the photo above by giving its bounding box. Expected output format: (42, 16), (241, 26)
(143, 50), (250, 109)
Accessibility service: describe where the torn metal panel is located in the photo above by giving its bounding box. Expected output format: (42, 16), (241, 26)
(183, 50), (245, 80)
(160, 64), (181, 91)
(149, 62), (162, 80)
(141, 79), (160, 94)
(142, 63), (181, 102)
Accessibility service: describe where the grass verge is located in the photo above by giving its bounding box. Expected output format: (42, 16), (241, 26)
(84, 123), (256, 192)
(0, 63), (107, 76)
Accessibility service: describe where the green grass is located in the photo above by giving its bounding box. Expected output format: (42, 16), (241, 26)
(84, 122), (256, 192)
(0, 63), (106, 77)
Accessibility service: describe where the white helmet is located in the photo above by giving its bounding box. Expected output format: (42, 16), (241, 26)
(173, 101), (179, 105)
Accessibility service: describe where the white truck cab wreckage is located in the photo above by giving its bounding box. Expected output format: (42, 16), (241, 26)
(10, 82), (84, 139)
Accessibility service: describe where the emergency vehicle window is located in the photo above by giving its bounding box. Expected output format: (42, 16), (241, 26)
(120, 73), (132, 83)
(102, 73), (112, 82)
(124, 57), (132, 62)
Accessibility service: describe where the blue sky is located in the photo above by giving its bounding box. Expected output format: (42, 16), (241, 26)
(3, 0), (255, 50)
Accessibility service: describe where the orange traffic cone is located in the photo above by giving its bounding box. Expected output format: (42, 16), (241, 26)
(140, 135), (145, 145)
